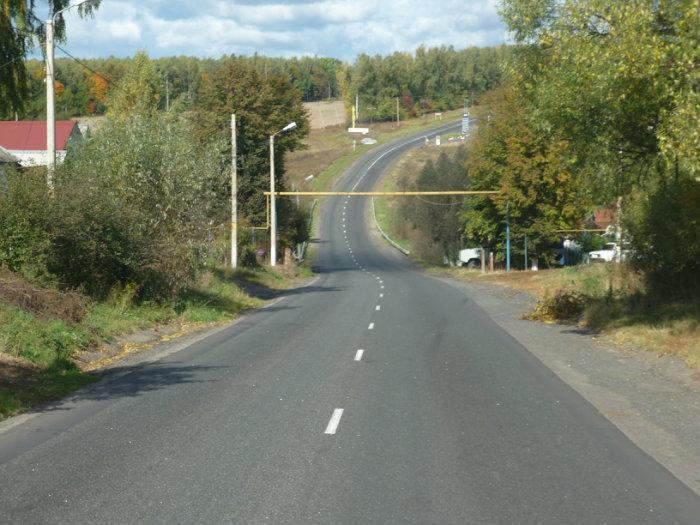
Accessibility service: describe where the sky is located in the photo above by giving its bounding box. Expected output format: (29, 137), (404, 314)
(46, 0), (508, 60)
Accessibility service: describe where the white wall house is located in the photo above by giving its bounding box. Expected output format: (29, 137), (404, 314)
(0, 121), (82, 167)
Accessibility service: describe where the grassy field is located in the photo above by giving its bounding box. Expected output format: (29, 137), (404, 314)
(0, 264), (312, 420)
(431, 264), (700, 371)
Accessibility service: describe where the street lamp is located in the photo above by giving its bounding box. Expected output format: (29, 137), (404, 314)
(269, 121), (297, 266)
(46, 0), (98, 188)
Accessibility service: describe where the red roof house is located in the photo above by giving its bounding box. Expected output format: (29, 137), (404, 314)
(0, 121), (82, 167)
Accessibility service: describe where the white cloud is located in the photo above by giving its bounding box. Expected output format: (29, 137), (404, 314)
(57, 0), (508, 59)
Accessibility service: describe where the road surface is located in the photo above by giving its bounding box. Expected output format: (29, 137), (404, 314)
(1, 123), (699, 524)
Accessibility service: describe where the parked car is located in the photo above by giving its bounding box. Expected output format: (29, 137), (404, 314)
(456, 247), (483, 269)
(588, 242), (632, 262)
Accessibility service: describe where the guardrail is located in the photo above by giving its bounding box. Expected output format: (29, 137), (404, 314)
(371, 197), (410, 256)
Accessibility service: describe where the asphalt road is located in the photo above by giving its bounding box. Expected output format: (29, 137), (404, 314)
(2, 123), (700, 524)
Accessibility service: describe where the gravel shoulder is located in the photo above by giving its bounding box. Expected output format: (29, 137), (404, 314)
(434, 275), (700, 496)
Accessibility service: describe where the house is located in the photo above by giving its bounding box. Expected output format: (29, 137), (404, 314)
(0, 120), (83, 167)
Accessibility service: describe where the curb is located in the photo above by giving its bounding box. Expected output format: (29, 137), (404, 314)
(371, 196), (410, 256)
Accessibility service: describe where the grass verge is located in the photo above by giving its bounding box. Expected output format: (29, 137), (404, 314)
(0, 264), (312, 421)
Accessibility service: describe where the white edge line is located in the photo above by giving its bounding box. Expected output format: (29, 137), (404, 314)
(324, 408), (344, 434)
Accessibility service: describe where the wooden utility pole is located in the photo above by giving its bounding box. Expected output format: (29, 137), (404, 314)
(45, 19), (55, 189)
(231, 114), (237, 268)
(396, 97), (400, 126)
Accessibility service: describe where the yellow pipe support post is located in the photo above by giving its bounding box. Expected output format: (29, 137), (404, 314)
(265, 191), (499, 196)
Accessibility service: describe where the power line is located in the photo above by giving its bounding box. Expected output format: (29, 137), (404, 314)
(54, 44), (114, 86)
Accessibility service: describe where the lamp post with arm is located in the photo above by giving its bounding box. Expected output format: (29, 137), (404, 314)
(269, 121), (297, 266)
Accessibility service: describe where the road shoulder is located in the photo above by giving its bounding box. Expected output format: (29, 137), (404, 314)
(434, 274), (700, 496)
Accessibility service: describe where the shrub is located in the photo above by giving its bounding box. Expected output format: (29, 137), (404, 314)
(0, 169), (51, 280)
(626, 177), (700, 296)
(527, 289), (589, 322)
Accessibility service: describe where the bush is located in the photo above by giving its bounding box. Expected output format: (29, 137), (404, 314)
(527, 289), (589, 322)
(627, 177), (700, 296)
(0, 169), (51, 280)
(47, 111), (226, 299)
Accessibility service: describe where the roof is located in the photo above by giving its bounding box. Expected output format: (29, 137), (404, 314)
(0, 145), (20, 164)
(593, 208), (616, 229)
(0, 121), (79, 151)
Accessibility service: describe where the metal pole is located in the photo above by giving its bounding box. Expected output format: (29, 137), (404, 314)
(270, 134), (277, 266)
(230, 114), (237, 268)
(524, 235), (528, 271)
(506, 203), (511, 272)
(46, 19), (55, 189)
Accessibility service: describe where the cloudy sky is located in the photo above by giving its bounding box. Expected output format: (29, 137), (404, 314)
(45, 0), (508, 60)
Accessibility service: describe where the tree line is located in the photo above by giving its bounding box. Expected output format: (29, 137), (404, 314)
(339, 45), (509, 122)
(3, 47), (506, 121)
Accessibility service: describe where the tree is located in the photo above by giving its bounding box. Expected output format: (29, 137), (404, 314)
(193, 58), (309, 249)
(461, 85), (590, 266)
(106, 51), (161, 118)
(399, 149), (470, 262)
(498, 0), (699, 287)
(0, 0), (100, 115)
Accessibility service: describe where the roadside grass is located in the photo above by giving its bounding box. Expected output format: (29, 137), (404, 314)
(430, 264), (700, 370)
(0, 264), (312, 420)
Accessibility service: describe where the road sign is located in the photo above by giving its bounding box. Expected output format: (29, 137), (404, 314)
(462, 112), (470, 134)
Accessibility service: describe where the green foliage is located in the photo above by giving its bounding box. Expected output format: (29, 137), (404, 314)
(106, 51), (161, 118)
(193, 57), (310, 248)
(461, 85), (590, 265)
(399, 149), (469, 261)
(470, 0), (700, 287)
(347, 45), (509, 122)
(50, 108), (225, 298)
(0, 0), (100, 115)
(626, 177), (700, 294)
(0, 168), (51, 280)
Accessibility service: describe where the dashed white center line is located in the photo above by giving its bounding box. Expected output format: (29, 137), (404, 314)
(380, 293), (384, 298)
(381, 285), (385, 289)
(375, 305), (381, 311)
(354, 349), (364, 361)
(324, 409), (344, 435)
(368, 322), (374, 330)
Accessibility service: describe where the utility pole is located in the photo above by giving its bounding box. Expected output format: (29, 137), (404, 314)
(396, 97), (400, 126)
(45, 0), (97, 190)
(270, 134), (277, 266)
(506, 202), (511, 272)
(356, 93), (359, 124)
(45, 19), (55, 189)
(231, 114), (237, 269)
(269, 122), (297, 267)
(524, 235), (528, 271)
(165, 74), (170, 112)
